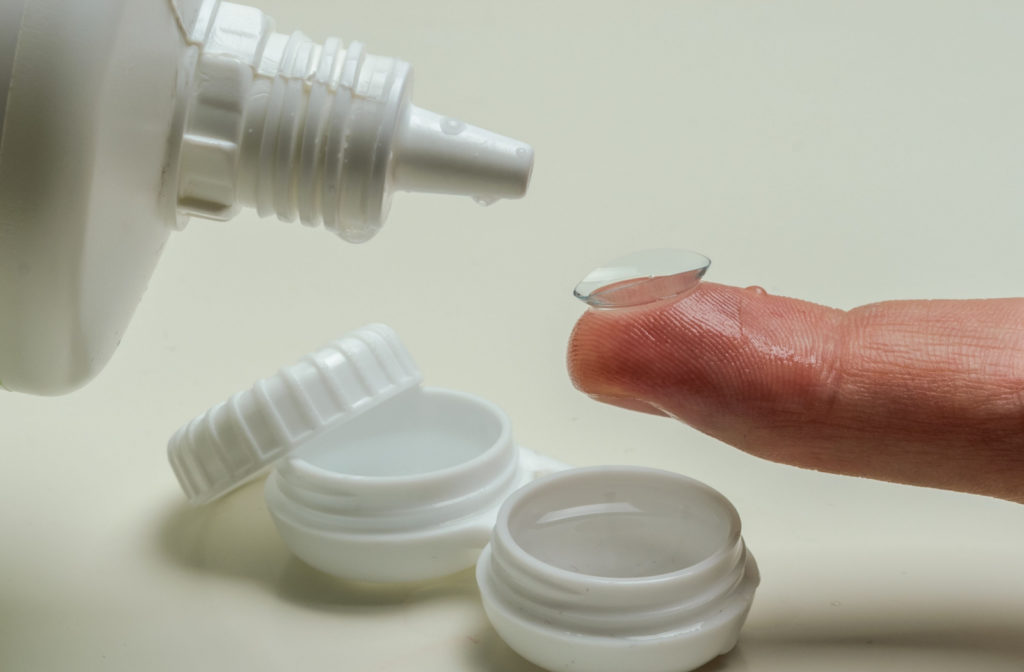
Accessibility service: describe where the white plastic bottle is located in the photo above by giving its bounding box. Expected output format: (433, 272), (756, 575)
(0, 0), (533, 395)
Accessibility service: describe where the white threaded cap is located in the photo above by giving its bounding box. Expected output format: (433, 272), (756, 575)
(177, 1), (534, 242)
(167, 324), (422, 505)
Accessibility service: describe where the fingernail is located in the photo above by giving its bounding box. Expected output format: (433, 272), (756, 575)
(573, 249), (711, 309)
(589, 394), (669, 417)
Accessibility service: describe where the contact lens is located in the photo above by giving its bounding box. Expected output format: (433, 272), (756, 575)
(573, 250), (711, 309)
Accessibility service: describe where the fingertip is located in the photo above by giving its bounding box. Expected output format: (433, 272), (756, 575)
(568, 282), (841, 440)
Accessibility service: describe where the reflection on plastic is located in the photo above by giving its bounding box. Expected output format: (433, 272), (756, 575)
(574, 249), (711, 309)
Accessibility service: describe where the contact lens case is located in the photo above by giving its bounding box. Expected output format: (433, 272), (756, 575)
(478, 467), (759, 672)
(167, 324), (759, 672)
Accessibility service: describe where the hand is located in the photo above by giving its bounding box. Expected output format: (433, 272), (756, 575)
(568, 283), (1024, 503)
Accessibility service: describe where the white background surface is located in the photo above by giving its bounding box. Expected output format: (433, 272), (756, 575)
(2, 0), (1023, 670)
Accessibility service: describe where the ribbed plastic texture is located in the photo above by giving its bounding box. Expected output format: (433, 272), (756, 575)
(177, 1), (534, 242)
(177, 1), (409, 241)
(167, 324), (422, 505)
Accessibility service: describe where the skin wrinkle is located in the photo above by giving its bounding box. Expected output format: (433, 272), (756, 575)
(568, 283), (1024, 503)
(814, 296), (846, 430)
(845, 300), (1024, 424)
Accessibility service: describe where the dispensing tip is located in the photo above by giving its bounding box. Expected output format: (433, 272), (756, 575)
(392, 106), (534, 204)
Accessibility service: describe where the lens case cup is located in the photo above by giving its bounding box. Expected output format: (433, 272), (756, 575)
(168, 324), (760, 672)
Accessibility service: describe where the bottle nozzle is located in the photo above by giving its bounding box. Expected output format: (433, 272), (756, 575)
(176, 2), (535, 242)
(393, 106), (534, 203)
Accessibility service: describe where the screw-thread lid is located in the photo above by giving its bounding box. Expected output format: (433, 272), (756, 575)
(167, 324), (422, 505)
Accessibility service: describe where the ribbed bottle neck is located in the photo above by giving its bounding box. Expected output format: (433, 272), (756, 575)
(176, 1), (410, 241)
(174, 1), (533, 242)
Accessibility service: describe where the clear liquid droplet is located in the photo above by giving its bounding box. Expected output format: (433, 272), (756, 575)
(745, 285), (767, 296)
(473, 195), (498, 207)
(440, 117), (467, 136)
(574, 249), (710, 309)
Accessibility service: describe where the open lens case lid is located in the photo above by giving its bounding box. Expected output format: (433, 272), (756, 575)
(167, 324), (760, 672)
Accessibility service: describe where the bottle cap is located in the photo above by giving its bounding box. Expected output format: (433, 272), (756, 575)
(167, 324), (422, 505)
